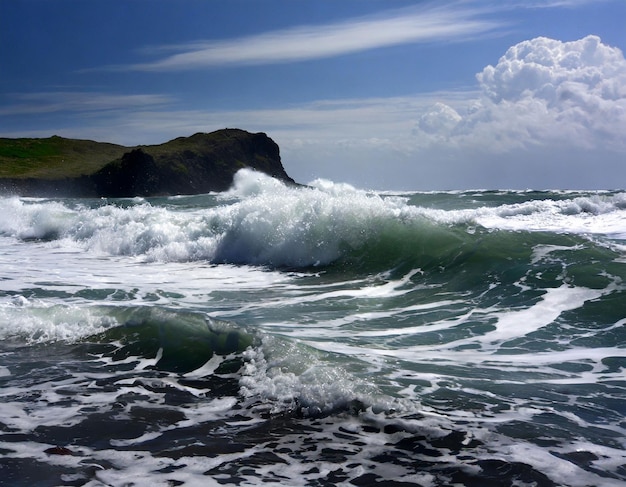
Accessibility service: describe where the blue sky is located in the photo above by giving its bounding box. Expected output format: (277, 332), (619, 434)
(1, 0), (625, 190)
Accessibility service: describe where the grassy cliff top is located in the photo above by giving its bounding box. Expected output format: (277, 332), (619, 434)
(0, 136), (129, 179)
(0, 129), (267, 180)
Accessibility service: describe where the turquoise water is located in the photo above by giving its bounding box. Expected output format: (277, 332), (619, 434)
(1, 170), (625, 486)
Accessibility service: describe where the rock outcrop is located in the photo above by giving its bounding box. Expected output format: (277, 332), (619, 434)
(0, 129), (295, 197)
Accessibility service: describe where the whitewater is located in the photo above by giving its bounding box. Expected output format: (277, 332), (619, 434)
(0, 169), (625, 486)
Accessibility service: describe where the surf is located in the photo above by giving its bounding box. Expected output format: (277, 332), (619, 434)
(1, 171), (626, 486)
(1, 170), (625, 272)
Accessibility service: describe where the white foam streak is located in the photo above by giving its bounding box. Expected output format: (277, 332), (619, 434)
(259, 300), (467, 339)
(295, 282), (612, 367)
(353, 304), (470, 337)
(486, 284), (604, 344)
(283, 270), (422, 305)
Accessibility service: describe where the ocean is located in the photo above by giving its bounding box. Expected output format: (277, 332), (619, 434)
(0, 168), (625, 487)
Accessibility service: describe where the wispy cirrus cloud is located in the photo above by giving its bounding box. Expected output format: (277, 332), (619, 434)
(0, 92), (173, 116)
(517, 0), (608, 8)
(126, 4), (504, 71)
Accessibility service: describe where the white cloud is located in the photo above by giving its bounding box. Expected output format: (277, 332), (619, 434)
(129, 5), (502, 70)
(516, 0), (609, 8)
(0, 92), (173, 116)
(415, 102), (463, 136)
(476, 35), (626, 103)
(413, 35), (626, 153)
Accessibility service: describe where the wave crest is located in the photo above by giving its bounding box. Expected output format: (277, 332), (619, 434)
(1, 171), (625, 268)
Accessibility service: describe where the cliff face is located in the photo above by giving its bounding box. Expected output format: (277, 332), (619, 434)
(0, 129), (295, 197)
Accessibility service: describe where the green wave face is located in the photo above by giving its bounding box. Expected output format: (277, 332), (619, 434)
(90, 308), (254, 373)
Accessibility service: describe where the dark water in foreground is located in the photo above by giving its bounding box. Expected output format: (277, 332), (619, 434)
(1, 170), (625, 486)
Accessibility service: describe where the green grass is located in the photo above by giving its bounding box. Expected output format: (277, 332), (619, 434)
(0, 136), (128, 179)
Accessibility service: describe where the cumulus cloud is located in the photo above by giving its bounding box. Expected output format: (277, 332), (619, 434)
(477, 35), (626, 103)
(418, 35), (626, 152)
(416, 102), (462, 135)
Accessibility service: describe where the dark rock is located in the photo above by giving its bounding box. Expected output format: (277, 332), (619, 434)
(44, 446), (74, 455)
(91, 149), (160, 197)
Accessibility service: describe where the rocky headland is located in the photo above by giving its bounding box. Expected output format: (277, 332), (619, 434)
(0, 129), (295, 197)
